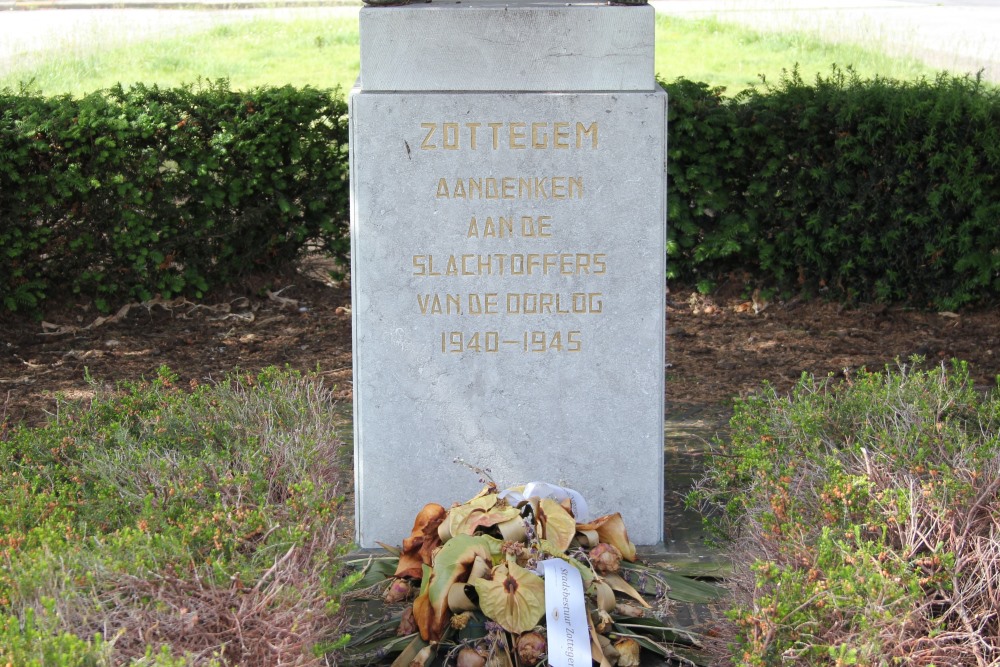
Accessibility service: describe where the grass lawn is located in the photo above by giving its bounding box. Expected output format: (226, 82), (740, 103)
(0, 11), (941, 97)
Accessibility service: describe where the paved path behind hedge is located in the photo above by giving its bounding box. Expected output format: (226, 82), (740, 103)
(2, 0), (998, 82)
(651, 0), (1000, 84)
(0, 6), (360, 77)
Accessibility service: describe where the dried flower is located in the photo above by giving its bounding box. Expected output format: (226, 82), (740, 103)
(589, 543), (622, 575)
(598, 635), (620, 664)
(594, 608), (613, 633)
(385, 578), (413, 604)
(614, 602), (646, 618)
(614, 638), (641, 667)
(501, 540), (527, 559)
(515, 630), (547, 666)
(397, 606), (418, 636)
(456, 646), (487, 667)
(450, 611), (474, 630)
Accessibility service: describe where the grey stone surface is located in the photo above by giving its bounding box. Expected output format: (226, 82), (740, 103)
(350, 2), (666, 548)
(359, 1), (655, 92)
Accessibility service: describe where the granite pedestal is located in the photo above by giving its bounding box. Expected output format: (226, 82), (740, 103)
(350, 0), (667, 547)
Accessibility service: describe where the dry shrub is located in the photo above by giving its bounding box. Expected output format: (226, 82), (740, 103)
(857, 443), (999, 666)
(693, 361), (1000, 665)
(1, 367), (352, 666)
(64, 529), (344, 666)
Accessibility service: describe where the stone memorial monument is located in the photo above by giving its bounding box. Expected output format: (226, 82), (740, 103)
(350, 0), (667, 548)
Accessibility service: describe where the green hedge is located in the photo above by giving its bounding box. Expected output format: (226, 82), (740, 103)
(665, 68), (1000, 308)
(0, 81), (349, 312)
(2, 70), (999, 313)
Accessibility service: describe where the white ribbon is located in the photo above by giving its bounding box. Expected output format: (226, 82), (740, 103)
(542, 559), (593, 667)
(498, 481), (591, 522)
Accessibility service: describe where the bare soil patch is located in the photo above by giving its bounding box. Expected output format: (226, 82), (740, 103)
(2, 272), (999, 430)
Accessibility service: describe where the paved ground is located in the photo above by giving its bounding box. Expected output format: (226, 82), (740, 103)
(1, 0), (998, 81)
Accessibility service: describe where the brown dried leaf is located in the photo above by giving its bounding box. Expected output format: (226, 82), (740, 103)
(395, 503), (448, 580)
(577, 513), (636, 562)
(413, 535), (502, 641)
(604, 572), (650, 608)
(538, 498), (576, 553)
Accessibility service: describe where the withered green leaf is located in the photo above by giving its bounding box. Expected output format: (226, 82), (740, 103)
(473, 562), (546, 634)
(412, 534), (502, 641)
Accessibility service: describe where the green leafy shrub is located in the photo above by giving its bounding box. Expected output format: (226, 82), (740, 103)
(4, 71), (998, 312)
(0, 81), (349, 313)
(0, 603), (105, 667)
(0, 367), (351, 665)
(664, 77), (750, 287)
(662, 69), (1000, 308)
(690, 360), (1000, 664)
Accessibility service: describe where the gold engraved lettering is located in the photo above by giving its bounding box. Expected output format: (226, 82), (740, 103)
(575, 293), (604, 313)
(539, 293), (554, 313)
(412, 255), (440, 276)
(472, 216), (516, 239)
(577, 122), (598, 148)
(467, 216), (479, 238)
(417, 293), (461, 315)
(468, 293), (499, 315)
(509, 122), (527, 149)
(551, 177), (567, 199)
(465, 122), (480, 149)
(553, 122), (570, 149)
(501, 177), (516, 199)
(488, 122), (503, 149)
(468, 178), (482, 199)
(413, 253), (607, 276)
(433, 176), (583, 200)
(519, 177), (532, 199)
(520, 215), (552, 238)
(533, 178), (548, 198)
(443, 123), (460, 150)
(436, 178), (449, 198)
(505, 292), (603, 314)
(419, 122), (597, 150)
(420, 123), (437, 150)
(531, 122), (548, 149)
